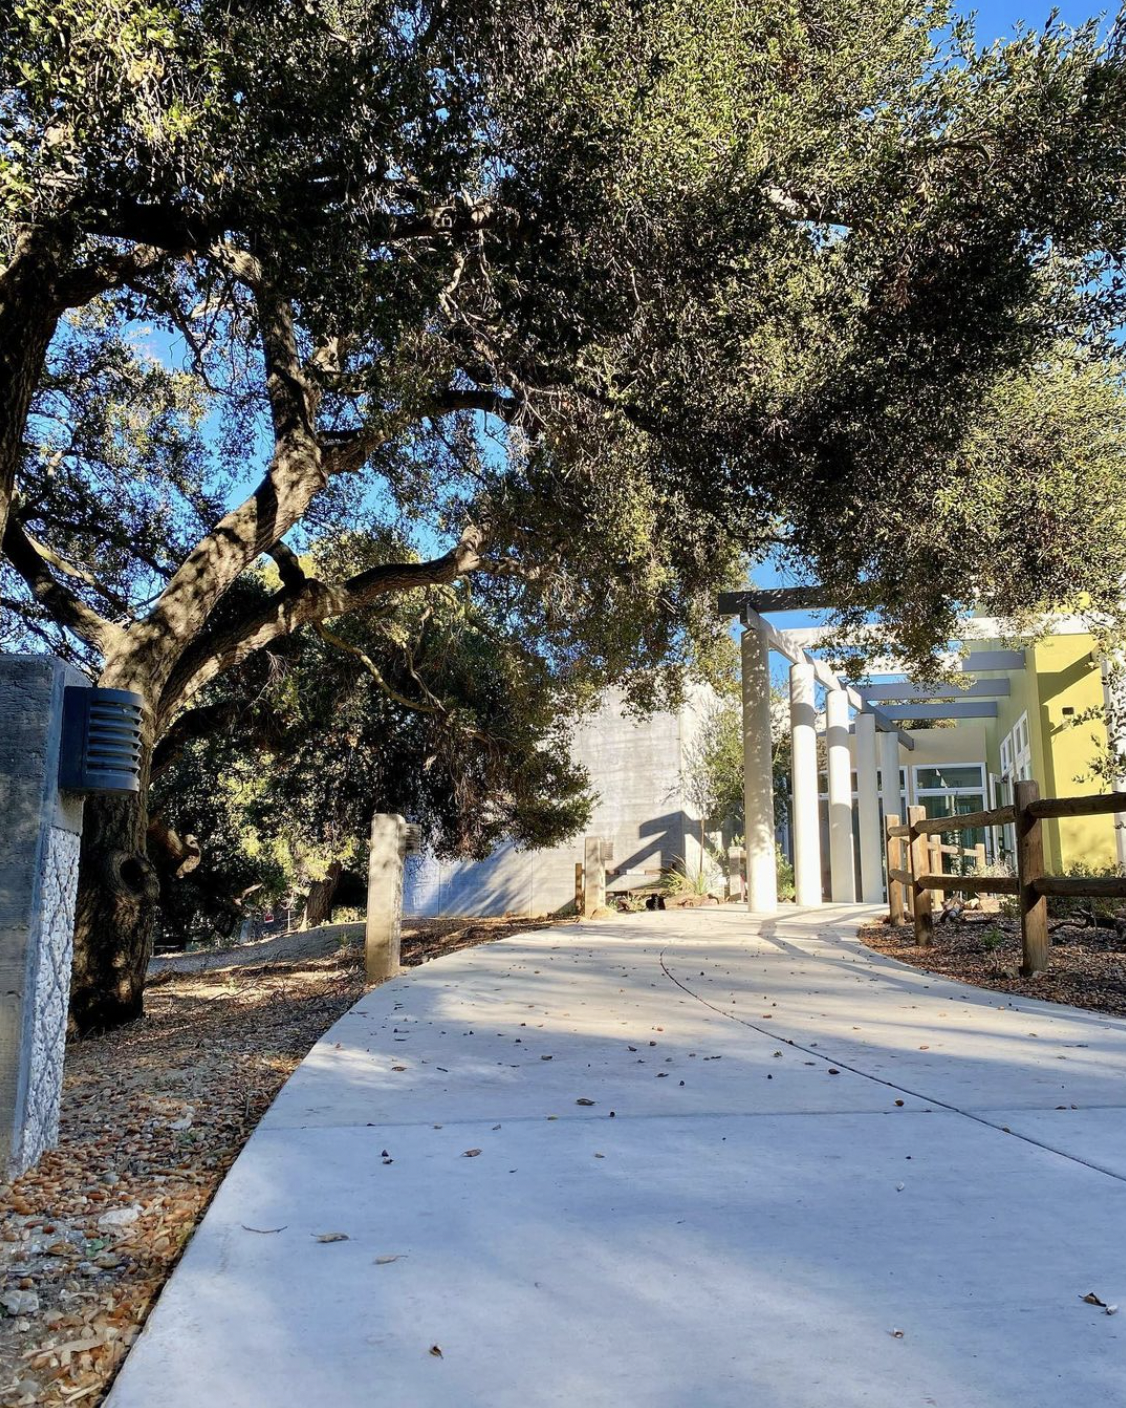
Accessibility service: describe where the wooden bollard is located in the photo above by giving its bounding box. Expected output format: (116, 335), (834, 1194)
(908, 806), (934, 946)
(1014, 779), (1049, 975)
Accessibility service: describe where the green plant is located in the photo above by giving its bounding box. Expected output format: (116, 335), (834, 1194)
(981, 926), (1005, 952)
(1045, 862), (1126, 924)
(660, 855), (723, 898)
(331, 907), (364, 925)
(776, 844), (795, 903)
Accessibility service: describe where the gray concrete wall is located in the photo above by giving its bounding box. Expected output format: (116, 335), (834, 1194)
(404, 687), (715, 917)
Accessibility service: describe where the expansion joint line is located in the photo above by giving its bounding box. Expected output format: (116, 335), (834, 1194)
(656, 947), (1126, 1186)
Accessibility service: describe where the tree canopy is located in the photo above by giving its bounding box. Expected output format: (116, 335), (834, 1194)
(3, 0), (1126, 1025)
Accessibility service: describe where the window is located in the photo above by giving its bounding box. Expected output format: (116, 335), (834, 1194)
(915, 765), (987, 791)
(913, 762), (987, 855)
(998, 713), (1032, 859)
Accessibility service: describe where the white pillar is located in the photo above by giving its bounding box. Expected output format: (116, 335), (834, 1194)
(825, 686), (856, 903)
(741, 625), (777, 913)
(855, 712), (883, 903)
(366, 814), (420, 983)
(879, 728), (902, 846)
(789, 663), (822, 906)
(1101, 658), (1126, 869)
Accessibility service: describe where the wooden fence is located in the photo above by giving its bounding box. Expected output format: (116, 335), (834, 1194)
(884, 780), (1126, 976)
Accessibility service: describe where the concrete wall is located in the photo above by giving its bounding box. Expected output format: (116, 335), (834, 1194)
(403, 688), (713, 917)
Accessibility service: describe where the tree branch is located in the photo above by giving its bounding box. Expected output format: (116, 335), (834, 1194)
(159, 526), (483, 718)
(150, 697), (262, 781)
(314, 622), (443, 714)
(134, 260), (326, 685)
(56, 243), (183, 310)
(267, 541), (307, 591)
(2, 516), (126, 656)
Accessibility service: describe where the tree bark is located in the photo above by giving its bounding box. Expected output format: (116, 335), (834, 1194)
(0, 227), (70, 554)
(70, 678), (160, 1035)
(70, 784), (161, 1035)
(302, 861), (343, 930)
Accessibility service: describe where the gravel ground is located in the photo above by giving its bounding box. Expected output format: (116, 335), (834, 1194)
(860, 913), (1126, 1019)
(0, 915), (559, 1407)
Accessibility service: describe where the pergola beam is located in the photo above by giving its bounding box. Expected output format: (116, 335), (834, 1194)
(858, 679), (1011, 701)
(717, 586), (839, 615)
(739, 606), (915, 750)
(878, 701), (999, 721)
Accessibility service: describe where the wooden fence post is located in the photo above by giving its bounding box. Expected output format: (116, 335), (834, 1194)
(1014, 779), (1050, 975)
(885, 814), (904, 925)
(929, 838), (944, 909)
(908, 805), (934, 946)
(574, 862), (584, 916)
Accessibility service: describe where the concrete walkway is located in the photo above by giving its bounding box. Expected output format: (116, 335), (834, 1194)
(108, 906), (1126, 1407)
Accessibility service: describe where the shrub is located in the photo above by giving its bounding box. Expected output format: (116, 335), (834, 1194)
(1044, 861), (1125, 924)
(661, 855), (723, 897)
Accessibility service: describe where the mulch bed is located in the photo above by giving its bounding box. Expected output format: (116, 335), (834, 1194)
(860, 914), (1126, 1019)
(0, 915), (557, 1407)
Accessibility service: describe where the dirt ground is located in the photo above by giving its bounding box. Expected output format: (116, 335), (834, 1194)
(860, 913), (1126, 1019)
(0, 915), (559, 1408)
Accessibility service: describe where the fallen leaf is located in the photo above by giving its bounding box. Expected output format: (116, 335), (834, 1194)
(314, 1232), (349, 1243)
(575, 1098), (596, 1106)
(1081, 1291), (1118, 1313)
(430, 1344), (443, 1358)
(889, 1329), (905, 1339)
(463, 1148), (482, 1157)
(374, 1254), (405, 1265)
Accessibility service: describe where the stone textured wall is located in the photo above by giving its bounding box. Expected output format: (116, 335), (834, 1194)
(14, 825), (80, 1169)
(0, 655), (86, 1178)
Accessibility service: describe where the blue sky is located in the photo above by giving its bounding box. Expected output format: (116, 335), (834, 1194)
(972, 0), (1111, 38)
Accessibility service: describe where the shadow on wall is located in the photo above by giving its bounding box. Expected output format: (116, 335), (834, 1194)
(624, 809), (701, 877)
(404, 844), (535, 919)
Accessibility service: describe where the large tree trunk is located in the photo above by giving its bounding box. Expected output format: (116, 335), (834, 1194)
(0, 227), (69, 553)
(70, 784), (161, 1035)
(301, 861), (342, 930)
(69, 685), (160, 1035)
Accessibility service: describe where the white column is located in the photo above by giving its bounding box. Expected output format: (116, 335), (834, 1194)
(855, 712), (883, 902)
(825, 686), (856, 903)
(789, 663), (822, 906)
(741, 625), (777, 913)
(879, 728), (902, 837)
(1101, 658), (1126, 869)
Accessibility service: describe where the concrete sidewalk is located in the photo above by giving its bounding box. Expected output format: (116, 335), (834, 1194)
(108, 906), (1126, 1407)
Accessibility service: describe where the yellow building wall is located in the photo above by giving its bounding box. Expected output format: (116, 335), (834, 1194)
(1030, 634), (1115, 871)
(871, 629), (1118, 874)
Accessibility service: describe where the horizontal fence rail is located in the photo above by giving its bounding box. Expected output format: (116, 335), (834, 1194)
(885, 781), (1126, 975)
(915, 873), (1020, 896)
(1027, 792), (1126, 820)
(911, 805), (1015, 836)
